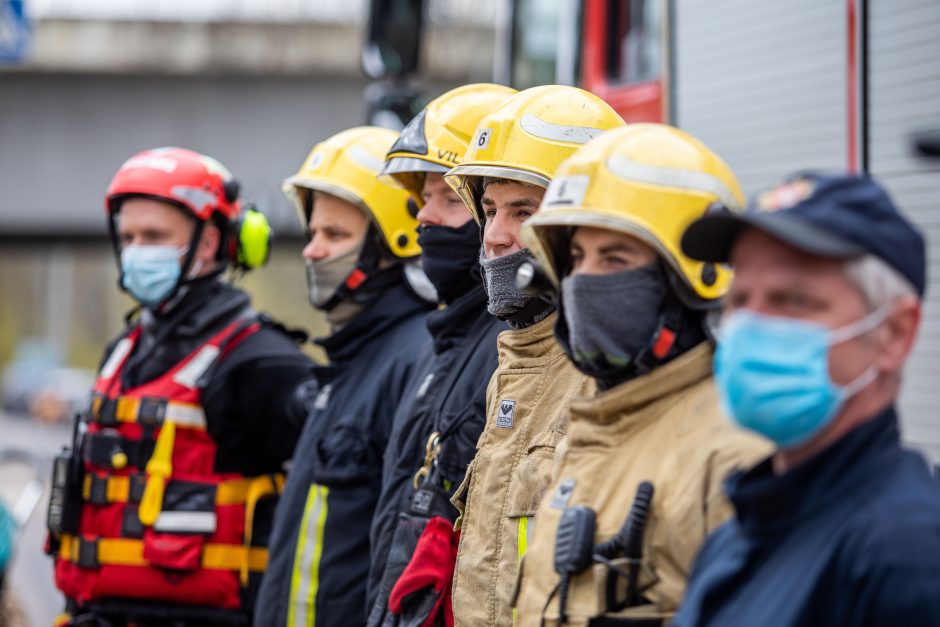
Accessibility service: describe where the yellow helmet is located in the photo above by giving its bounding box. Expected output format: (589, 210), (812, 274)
(444, 85), (626, 223)
(382, 83), (518, 206)
(521, 123), (745, 304)
(283, 126), (419, 259)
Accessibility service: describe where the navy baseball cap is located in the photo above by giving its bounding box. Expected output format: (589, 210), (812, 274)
(681, 172), (927, 296)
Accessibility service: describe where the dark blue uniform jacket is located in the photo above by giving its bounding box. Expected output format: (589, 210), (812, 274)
(254, 283), (431, 627)
(673, 407), (940, 627)
(365, 283), (508, 624)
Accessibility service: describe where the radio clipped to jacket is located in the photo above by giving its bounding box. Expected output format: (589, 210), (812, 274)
(551, 481), (656, 625)
(47, 413), (87, 540)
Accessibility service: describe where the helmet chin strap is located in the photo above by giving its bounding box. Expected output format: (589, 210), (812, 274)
(501, 296), (554, 325)
(154, 220), (226, 313)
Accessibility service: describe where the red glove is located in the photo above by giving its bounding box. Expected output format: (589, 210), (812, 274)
(388, 516), (460, 627)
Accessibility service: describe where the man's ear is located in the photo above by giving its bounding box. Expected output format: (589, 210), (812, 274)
(197, 222), (222, 266)
(877, 296), (921, 373)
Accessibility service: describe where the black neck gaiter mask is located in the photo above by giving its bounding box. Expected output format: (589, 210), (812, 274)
(417, 221), (482, 304)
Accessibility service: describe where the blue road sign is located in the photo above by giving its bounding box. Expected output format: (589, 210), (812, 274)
(0, 0), (30, 63)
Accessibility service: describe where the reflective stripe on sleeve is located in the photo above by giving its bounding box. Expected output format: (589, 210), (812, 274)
(287, 484), (330, 627)
(517, 515), (531, 562)
(513, 516), (533, 625)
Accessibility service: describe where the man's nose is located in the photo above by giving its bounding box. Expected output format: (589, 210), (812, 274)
(302, 237), (328, 262)
(483, 212), (517, 256)
(416, 200), (442, 227)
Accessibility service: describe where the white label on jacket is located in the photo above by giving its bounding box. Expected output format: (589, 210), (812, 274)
(314, 384), (332, 410)
(100, 338), (133, 379)
(496, 399), (516, 429)
(172, 345), (220, 390)
(416, 373), (435, 399)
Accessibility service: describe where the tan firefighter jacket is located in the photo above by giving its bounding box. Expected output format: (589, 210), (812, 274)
(451, 312), (595, 626)
(514, 343), (771, 626)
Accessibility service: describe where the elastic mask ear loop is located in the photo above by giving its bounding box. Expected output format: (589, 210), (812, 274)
(830, 303), (892, 398)
(829, 303), (892, 344)
(158, 221), (207, 312)
(842, 364), (880, 397)
(178, 220), (205, 285)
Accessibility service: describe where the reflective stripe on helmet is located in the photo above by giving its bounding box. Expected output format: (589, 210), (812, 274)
(519, 114), (608, 145)
(606, 154), (743, 211)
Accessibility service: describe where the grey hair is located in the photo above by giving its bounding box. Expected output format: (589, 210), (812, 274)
(843, 254), (917, 311)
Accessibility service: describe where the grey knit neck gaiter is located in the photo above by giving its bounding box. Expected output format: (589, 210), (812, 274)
(480, 247), (536, 318)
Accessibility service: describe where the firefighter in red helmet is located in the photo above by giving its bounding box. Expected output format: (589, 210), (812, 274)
(47, 147), (317, 627)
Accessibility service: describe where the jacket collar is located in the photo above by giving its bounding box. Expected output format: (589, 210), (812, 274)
(426, 282), (496, 353)
(569, 342), (713, 432)
(139, 281), (250, 340)
(727, 406), (901, 538)
(315, 281), (430, 363)
(495, 311), (566, 367)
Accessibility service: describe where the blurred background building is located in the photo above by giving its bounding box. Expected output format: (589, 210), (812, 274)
(3, 0), (937, 450)
(0, 0), (495, 411)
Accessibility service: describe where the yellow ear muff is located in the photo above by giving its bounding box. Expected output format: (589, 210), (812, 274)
(237, 204), (272, 270)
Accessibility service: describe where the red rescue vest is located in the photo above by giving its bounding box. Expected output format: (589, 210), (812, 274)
(53, 314), (282, 611)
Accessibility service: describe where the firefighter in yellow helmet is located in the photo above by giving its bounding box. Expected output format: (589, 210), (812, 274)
(442, 86), (624, 627)
(365, 84), (519, 627)
(513, 124), (771, 626)
(255, 127), (434, 627)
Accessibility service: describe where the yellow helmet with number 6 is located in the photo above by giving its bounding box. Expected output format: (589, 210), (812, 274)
(444, 85), (626, 223)
(283, 126), (419, 258)
(382, 83), (518, 207)
(521, 123), (745, 305)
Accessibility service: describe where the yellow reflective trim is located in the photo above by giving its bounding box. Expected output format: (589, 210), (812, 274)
(517, 516), (530, 562)
(287, 484), (329, 627)
(513, 516), (532, 626)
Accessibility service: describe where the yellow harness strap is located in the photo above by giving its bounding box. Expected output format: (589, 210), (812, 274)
(91, 395), (208, 430)
(81, 474), (276, 507)
(139, 420), (176, 526)
(58, 534), (268, 572)
(240, 474), (284, 586)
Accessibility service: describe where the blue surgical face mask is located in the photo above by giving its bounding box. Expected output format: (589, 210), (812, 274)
(714, 306), (888, 448)
(120, 244), (187, 307)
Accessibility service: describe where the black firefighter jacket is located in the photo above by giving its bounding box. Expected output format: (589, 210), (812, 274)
(673, 406), (940, 627)
(254, 283), (432, 627)
(366, 283), (508, 625)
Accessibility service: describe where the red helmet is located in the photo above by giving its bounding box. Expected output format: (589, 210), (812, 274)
(105, 147), (240, 221)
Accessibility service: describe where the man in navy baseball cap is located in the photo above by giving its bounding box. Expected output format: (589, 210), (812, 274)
(673, 172), (940, 627)
(682, 172), (926, 294)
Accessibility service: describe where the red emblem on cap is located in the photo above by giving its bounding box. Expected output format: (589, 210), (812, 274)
(755, 179), (816, 213)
